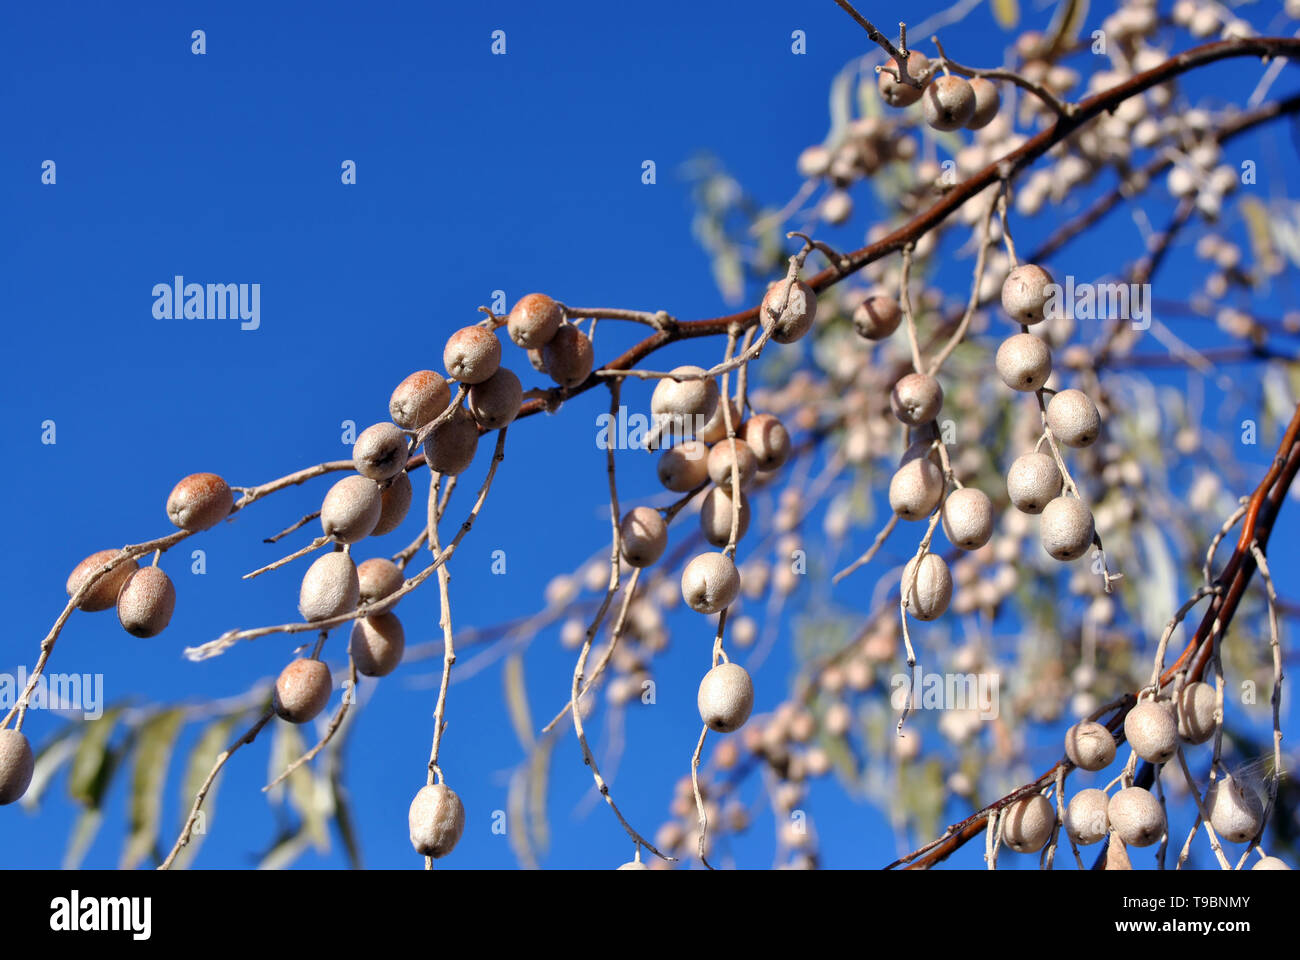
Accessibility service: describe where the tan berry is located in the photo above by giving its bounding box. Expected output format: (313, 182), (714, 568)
(298, 551), (360, 622)
(821, 189), (853, 225)
(423, 406), (480, 476)
(443, 326), (501, 384)
(651, 367), (720, 432)
(350, 612), (406, 677)
(852, 293), (902, 340)
(1125, 700), (1179, 765)
(1006, 452), (1062, 514)
(1064, 720), (1116, 771)
(273, 659), (332, 724)
(681, 552), (741, 614)
(353, 422), (409, 482)
(1065, 788), (1110, 845)
(1253, 856), (1291, 870)
(526, 347), (548, 373)
(357, 557), (404, 609)
(1175, 681), (1218, 745)
(166, 473), (234, 532)
(996, 333), (1053, 391)
(320, 475), (383, 544)
(890, 373), (944, 426)
(1001, 264), (1055, 325)
(1208, 776), (1263, 843)
(619, 506), (668, 568)
(1109, 786), (1165, 847)
(657, 441), (710, 491)
(116, 566), (177, 638)
(372, 471), (413, 536)
(507, 293), (563, 349)
(923, 76), (976, 131)
(0, 730), (35, 805)
(541, 323), (594, 388)
(741, 414), (791, 471)
(698, 663), (755, 733)
(1001, 794), (1055, 853)
(701, 488), (751, 547)
(697, 398), (743, 445)
(903, 553), (952, 621)
(1040, 496), (1094, 561)
(760, 279), (817, 344)
(878, 54), (931, 107)
(467, 367), (523, 430)
(965, 77), (1001, 129)
(796, 145), (832, 178)
(1046, 389), (1100, 447)
(409, 783), (465, 858)
(707, 439), (758, 494)
(941, 487), (993, 550)
(389, 370), (451, 430)
(889, 458), (944, 521)
(66, 550), (138, 612)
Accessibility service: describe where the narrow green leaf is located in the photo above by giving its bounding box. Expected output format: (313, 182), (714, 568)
(172, 715), (237, 870)
(121, 709), (185, 870)
(20, 730), (80, 810)
(63, 808), (103, 870)
(257, 829), (310, 871)
(503, 652), (534, 751)
(330, 772), (363, 870)
(991, 0), (1020, 29)
(68, 707), (123, 806)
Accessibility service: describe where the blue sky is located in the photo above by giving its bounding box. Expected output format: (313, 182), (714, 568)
(2, 0), (1297, 870)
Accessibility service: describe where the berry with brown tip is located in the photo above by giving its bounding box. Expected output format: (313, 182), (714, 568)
(443, 326), (501, 384)
(273, 659), (332, 723)
(1040, 496), (1094, 561)
(166, 473), (234, 532)
(1109, 786), (1165, 847)
(389, 370), (451, 430)
(1006, 452), (1062, 514)
(760, 279), (817, 344)
(1208, 776), (1263, 843)
(681, 552), (741, 614)
(467, 367), (523, 430)
(66, 550), (139, 612)
(372, 471), (413, 536)
(741, 414), (791, 472)
(941, 487), (993, 550)
(1001, 794), (1055, 853)
(116, 566), (177, 638)
(657, 441), (709, 491)
(890, 373), (944, 426)
(353, 422), (409, 482)
(698, 662), (755, 733)
(995, 333), (1052, 392)
(298, 552), (360, 622)
(1064, 720), (1115, 771)
(1046, 389), (1100, 447)
(409, 783), (465, 858)
(1065, 788), (1110, 845)
(1175, 681), (1217, 745)
(541, 323), (594, 388)
(853, 293), (902, 340)
(507, 293), (563, 349)
(877, 54), (931, 107)
(619, 506), (668, 568)
(320, 475), (383, 544)
(1001, 264), (1055, 325)
(423, 406), (480, 476)
(965, 77), (1001, 129)
(707, 439), (758, 494)
(903, 553), (952, 621)
(350, 612), (406, 677)
(651, 367), (719, 431)
(889, 458), (944, 521)
(357, 557), (404, 609)
(0, 729), (35, 805)
(700, 488), (750, 547)
(922, 76), (976, 131)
